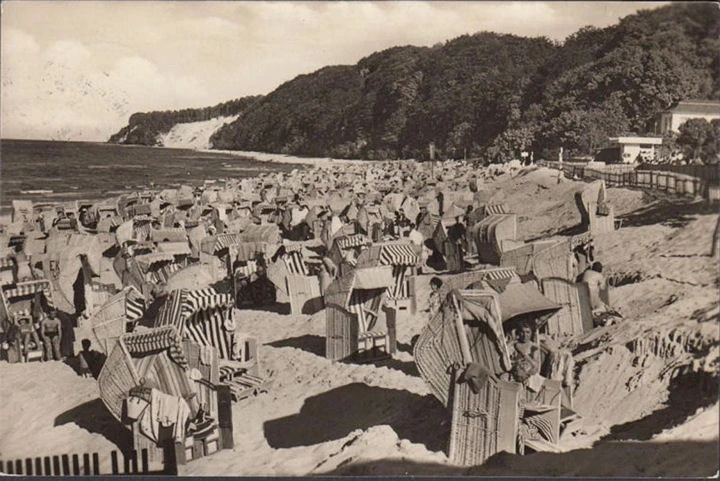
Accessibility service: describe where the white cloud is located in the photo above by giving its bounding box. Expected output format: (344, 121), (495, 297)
(1, 1), (668, 141)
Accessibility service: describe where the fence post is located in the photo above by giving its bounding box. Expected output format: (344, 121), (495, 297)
(72, 454), (80, 475)
(163, 440), (179, 475)
(25, 458), (33, 475)
(111, 450), (119, 474)
(61, 454), (70, 475)
(141, 449), (149, 474)
(35, 457), (42, 475)
(82, 453), (90, 475)
(217, 384), (234, 450)
(131, 450), (139, 474)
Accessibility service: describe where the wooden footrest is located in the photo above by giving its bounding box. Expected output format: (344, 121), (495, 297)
(221, 373), (272, 402)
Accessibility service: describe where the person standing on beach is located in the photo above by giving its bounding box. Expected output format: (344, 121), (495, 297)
(40, 309), (63, 361)
(17, 316), (41, 362)
(581, 262), (608, 312)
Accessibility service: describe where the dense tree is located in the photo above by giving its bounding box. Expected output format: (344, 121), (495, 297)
(676, 118), (719, 163)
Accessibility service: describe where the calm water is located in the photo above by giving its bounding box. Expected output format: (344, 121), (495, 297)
(0, 139), (300, 210)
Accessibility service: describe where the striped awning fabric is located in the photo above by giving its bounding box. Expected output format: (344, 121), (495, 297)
(477, 214), (512, 242)
(524, 408), (558, 443)
(214, 233), (241, 253)
(387, 265), (410, 300)
(3, 280), (52, 299)
(98, 215), (123, 229)
(155, 288), (234, 360)
(184, 308), (232, 360)
(234, 260), (258, 278)
(184, 288), (233, 313)
(336, 234), (371, 250)
(481, 267), (519, 281)
(125, 287), (145, 321)
(283, 251), (307, 275)
(122, 325), (188, 368)
(380, 244), (419, 266)
(282, 242), (304, 253)
(133, 223), (152, 243)
(134, 253), (175, 267)
(484, 204), (509, 215)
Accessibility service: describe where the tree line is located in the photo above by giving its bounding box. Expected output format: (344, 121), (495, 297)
(110, 3), (719, 163)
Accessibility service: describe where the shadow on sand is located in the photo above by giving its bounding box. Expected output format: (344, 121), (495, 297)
(267, 334), (325, 357)
(321, 439), (718, 477)
(54, 398), (132, 452)
(601, 370), (718, 442)
(267, 336), (421, 377)
(263, 382), (448, 452)
(617, 199), (717, 229)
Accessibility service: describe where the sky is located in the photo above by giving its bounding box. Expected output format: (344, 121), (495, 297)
(1, 1), (667, 141)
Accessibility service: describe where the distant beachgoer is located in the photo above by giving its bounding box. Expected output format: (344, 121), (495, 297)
(408, 223), (424, 247)
(428, 277), (443, 317)
(581, 262), (608, 311)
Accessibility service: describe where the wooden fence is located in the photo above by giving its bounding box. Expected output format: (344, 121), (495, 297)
(538, 161), (716, 200)
(0, 447), (177, 476)
(637, 163), (720, 185)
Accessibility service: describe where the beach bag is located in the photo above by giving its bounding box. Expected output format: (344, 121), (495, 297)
(125, 395), (150, 421)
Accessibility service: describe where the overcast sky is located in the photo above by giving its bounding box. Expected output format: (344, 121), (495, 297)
(1, 1), (666, 141)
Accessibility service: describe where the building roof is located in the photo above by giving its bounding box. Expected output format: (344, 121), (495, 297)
(668, 101), (720, 115)
(609, 136), (663, 145)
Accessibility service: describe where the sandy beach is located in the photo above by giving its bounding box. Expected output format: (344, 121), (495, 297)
(1, 165), (716, 476)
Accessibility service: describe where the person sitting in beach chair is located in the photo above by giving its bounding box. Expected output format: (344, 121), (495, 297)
(511, 321), (541, 380)
(427, 276), (443, 318)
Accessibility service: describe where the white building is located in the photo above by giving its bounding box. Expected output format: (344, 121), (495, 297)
(657, 100), (720, 134)
(607, 136), (663, 164)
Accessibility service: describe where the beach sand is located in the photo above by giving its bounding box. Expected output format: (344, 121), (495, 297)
(1, 166), (717, 476)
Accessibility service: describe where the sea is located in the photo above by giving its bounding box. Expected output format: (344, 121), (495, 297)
(0, 139), (301, 214)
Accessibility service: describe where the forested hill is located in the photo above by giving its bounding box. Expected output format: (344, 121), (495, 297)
(109, 3), (720, 161)
(108, 96), (261, 145)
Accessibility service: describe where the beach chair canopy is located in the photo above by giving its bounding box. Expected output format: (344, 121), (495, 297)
(237, 224), (281, 245)
(155, 288), (235, 360)
(332, 234), (371, 251)
(150, 227), (188, 243)
(356, 242), (420, 268)
(98, 325), (191, 422)
(157, 241), (192, 257)
(414, 288), (512, 407)
(496, 282), (561, 324)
